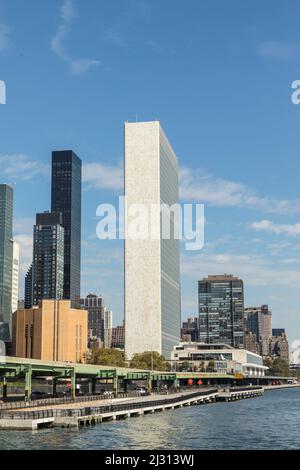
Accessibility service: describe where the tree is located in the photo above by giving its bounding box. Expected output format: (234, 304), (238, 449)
(272, 358), (290, 377)
(88, 348), (126, 367)
(130, 351), (167, 371)
(264, 357), (290, 377)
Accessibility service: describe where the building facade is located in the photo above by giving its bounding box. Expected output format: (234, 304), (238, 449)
(81, 294), (104, 340)
(171, 342), (268, 377)
(0, 184), (13, 341)
(111, 322), (125, 349)
(244, 330), (258, 354)
(244, 305), (273, 356)
(104, 307), (112, 349)
(181, 317), (199, 342)
(125, 121), (181, 359)
(80, 294), (113, 349)
(24, 264), (33, 309)
(51, 150), (82, 304)
(12, 300), (88, 363)
(32, 212), (64, 306)
(11, 241), (19, 317)
(198, 275), (244, 348)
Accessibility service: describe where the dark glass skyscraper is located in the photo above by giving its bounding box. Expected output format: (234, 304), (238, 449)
(198, 274), (244, 348)
(32, 212), (64, 305)
(24, 264), (33, 309)
(51, 151), (82, 303)
(0, 184), (13, 341)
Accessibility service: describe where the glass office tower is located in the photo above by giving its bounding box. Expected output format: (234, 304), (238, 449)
(0, 184), (13, 341)
(125, 121), (181, 359)
(32, 212), (64, 305)
(51, 150), (82, 303)
(198, 274), (244, 348)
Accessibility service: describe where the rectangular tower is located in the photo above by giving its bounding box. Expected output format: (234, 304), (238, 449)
(11, 241), (19, 316)
(198, 274), (244, 348)
(125, 121), (181, 359)
(0, 184), (13, 341)
(51, 150), (82, 303)
(24, 264), (33, 309)
(32, 212), (64, 305)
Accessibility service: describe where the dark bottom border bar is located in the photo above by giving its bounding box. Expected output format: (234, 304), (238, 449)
(4, 450), (300, 466)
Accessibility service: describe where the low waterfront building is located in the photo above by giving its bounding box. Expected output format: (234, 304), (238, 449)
(171, 342), (268, 377)
(12, 299), (88, 363)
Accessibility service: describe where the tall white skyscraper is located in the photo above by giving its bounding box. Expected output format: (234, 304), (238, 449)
(11, 241), (19, 317)
(124, 121), (181, 359)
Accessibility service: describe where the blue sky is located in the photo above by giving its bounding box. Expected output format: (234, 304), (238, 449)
(1, 0), (300, 345)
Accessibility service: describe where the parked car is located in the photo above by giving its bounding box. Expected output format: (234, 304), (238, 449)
(135, 387), (147, 395)
(30, 390), (50, 400)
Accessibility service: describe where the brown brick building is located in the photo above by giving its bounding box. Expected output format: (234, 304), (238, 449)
(12, 300), (88, 363)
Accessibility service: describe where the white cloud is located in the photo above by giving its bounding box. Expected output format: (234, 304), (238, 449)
(258, 41), (299, 61)
(61, 0), (76, 23)
(0, 154), (49, 181)
(51, 0), (100, 75)
(180, 166), (300, 215)
(181, 251), (300, 288)
(251, 219), (300, 236)
(83, 162), (123, 191)
(70, 59), (100, 75)
(0, 23), (10, 51)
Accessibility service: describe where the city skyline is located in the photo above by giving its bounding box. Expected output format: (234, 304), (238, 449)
(1, 0), (300, 344)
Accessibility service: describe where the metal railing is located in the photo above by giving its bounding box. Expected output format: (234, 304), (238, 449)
(0, 390), (144, 411)
(0, 389), (218, 421)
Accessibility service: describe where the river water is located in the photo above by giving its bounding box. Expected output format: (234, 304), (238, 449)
(0, 388), (299, 450)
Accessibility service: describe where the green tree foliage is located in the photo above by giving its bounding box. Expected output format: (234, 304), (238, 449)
(130, 351), (167, 371)
(88, 348), (126, 367)
(264, 357), (290, 377)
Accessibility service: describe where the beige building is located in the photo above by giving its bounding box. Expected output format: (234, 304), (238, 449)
(12, 300), (88, 363)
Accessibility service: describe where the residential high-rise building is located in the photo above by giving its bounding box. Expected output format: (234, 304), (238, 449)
(244, 305), (272, 355)
(51, 150), (82, 303)
(198, 274), (244, 348)
(269, 334), (289, 363)
(111, 322), (125, 349)
(0, 184), (13, 341)
(24, 264), (33, 309)
(260, 304), (272, 338)
(11, 241), (19, 317)
(124, 121), (181, 359)
(181, 317), (199, 342)
(80, 293), (105, 342)
(80, 293), (113, 349)
(32, 212), (64, 306)
(244, 307), (260, 342)
(244, 330), (258, 354)
(261, 331), (289, 363)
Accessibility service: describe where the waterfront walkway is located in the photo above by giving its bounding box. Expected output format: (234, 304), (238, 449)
(0, 386), (268, 430)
